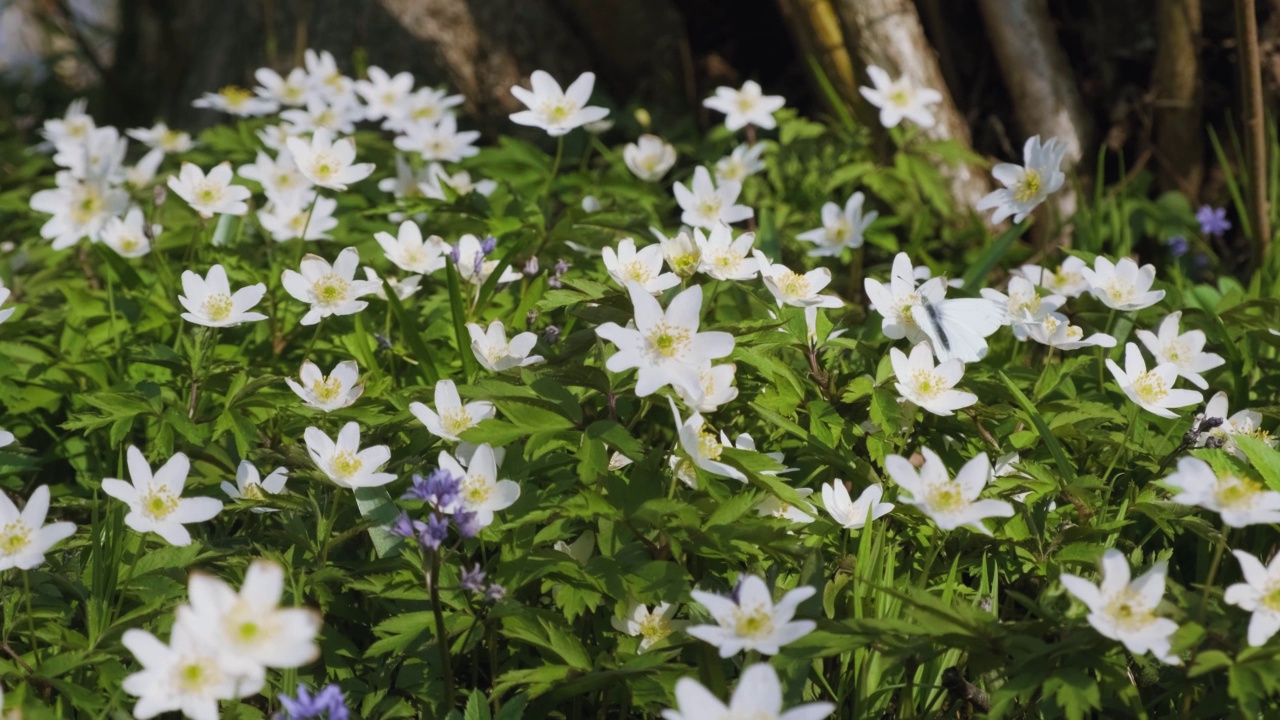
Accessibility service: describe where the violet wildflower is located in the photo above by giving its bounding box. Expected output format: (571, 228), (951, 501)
(389, 511), (422, 539)
(448, 243), (461, 265)
(1197, 205), (1231, 237)
(419, 513), (450, 551)
(523, 256), (540, 276)
(486, 583), (507, 602)
(480, 235), (498, 255)
(1166, 235), (1188, 257)
(460, 563), (487, 592)
(403, 469), (460, 508)
(278, 683), (350, 720)
(455, 509), (481, 538)
(549, 258), (570, 288)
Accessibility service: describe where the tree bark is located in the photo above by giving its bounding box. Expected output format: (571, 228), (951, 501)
(1236, 0), (1270, 265)
(835, 0), (993, 217)
(1152, 0), (1204, 197)
(776, 0), (859, 112)
(976, 0), (1090, 231)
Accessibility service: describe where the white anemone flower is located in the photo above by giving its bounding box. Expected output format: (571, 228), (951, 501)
(0, 485), (76, 571)
(410, 379), (496, 442)
(253, 67), (310, 107)
(419, 163), (497, 200)
(864, 252), (933, 344)
(602, 238), (680, 294)
(386, 86), (465, 132)
(714, 143), (767, 184)
(354, 66), (415, 121)
(392, 114), (481, 163)
(453, 234), (523, 286)
(754, 251), (843, 308)
(376, 221), (449, 275)
(669, 398), (746, 482)
(1135, 311), (1224, 389)
(286, 129), (374, 190)
(467, 320), (544, 372)
(687, 574), (816, 657)
(237, 150), (312, 204)
(281, 247), (381, 325)
(100, 207), (154, 258)
(821, 481), (894, 531)
(176, 559), (321, 672)
(29, 171), (129, 249)
(193, 85), (279, 116)
(797, 191), (877, 257)
(1162, 456), (1280, 528)
(1026, 313), (1117, 351)
(663, 663), (834, 720)
(127, 122), (194, 154)
(858, 65), (942, 129)
(885, 448), (1013, 534)
(177, 265), (268, 328)
(595, 284), (734, 399)
(976, 135), (1069, 224)
(303, 422), (395, 489)
(1225, 550), (1280, 647)
(1200, 391), (1273, 457)
(437, 443), (520, 528)
(1060, 550), (1181, 665)
(702, 80), (786, 132)
(363, 267), (423, 301)
(258, 193), (339, 242)
(220, 461), (288, 513)
(673, 167), (753, 229)
(285, 360), (364, 412)
(1016, 256), (1090, 298)
(102, 447), (224, 547)
(890, 342), (976, 416)
(0, 289), (12, 325)
(509, 70), (610, 136)
(122, 623), (260, 720)
(166, 162), (251, 218)
(673, 363), (740, 414)
(651, 227), (702, 279)
(611, 602), (686, 653)
(980, 276), (1065, 338)
(695, 224), (759, 281)
(1080, 256), (1166, 311)
(623, 134), (677, 182)
(1106, 343), (1203, 418)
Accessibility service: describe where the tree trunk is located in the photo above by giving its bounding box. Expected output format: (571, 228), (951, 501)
(775, 0), (859, 113)
(976, 0), (1090, 233)
(1152, 0), (1204, 197)
(835, 0), (993, 218)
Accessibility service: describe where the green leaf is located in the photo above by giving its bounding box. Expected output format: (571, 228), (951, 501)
(385, 278), (440, 385)
(998, 371), (1077, 483)
(1235, 435), (1280, 492)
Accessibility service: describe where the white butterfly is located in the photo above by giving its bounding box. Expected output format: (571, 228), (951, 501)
(910, 277), (1004, 363)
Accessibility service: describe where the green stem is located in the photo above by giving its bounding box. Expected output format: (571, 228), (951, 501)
(23, 571), (39, 664)
(429, 550), (456, 708)
(541, 136), (565, 208)
(1102, 402), (1140, 486)
(298, 190), (320, 243)
(1199, 524), (1231, 620)
(302, 319), (324, 360)
(1097, 308), (1117, 390)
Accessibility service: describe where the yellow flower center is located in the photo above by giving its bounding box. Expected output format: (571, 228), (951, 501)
(697, 430), (722, 461)
(646, 322), (691, 359)
(1014, 169), (1042, 203)
(201, 293), (234, 322)
(0, 520), (33, 556)
(699, 198), (723, 218)
(312, 274), (350, 307)
(1104, 591), (1155, 632)
(1132, 370), (1169, 405)
(193, 180), (224, 207)
(909, 368), (944, 399)
(776, 270), (810, 299)
(241, 481), (265, 501)
(309, 151), (338, 182)
(926, 483), (965, 513)
(218, 86), (253, 108)
(332, 451), (362, 479)
(621, 260), (654, 285)
(141, 488), (179, 520)
(638, 614), (672, 644)
(311, 376), (343, 403)
(1214, 474), (1265, 511)
(71, 189), (103, 224)
(463, 475), (491, 505)
(732, 604), (775, 639)
(1263, 583), (1280, 612)
(441, 408), (475, 437)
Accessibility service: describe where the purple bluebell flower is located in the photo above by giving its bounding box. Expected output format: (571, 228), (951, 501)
(1166, 235), (1188, 257)
(455, 509), (481, 539)
(548, 258), (570, 289)
(448, 243), (461, 266)
(473, 252), (485, 276)
(279, 684), (350, 720)
(460, 563), (487, 592)
(389, 511), (421, 539)
(523, 256), (540, 276)
(419, 513), (450, 551)
(480, 235), (498, 255)
(1196, 205), (1231, 237)
(486, 583), (507, 602)
(403, 469), (460, 508)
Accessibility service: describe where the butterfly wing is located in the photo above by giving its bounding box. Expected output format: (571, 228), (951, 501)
(912, 298), (1004, 363)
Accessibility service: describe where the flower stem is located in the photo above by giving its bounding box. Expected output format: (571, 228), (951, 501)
(1097, 308), (1117, 389)
(298, 190), (320, 243)
(1101, 402), (1140, 486)
(23, 570), (39, 664)
(541, 136), (565, 208)
(302, 319), (323, 360)
(1199, 524), (1231, 620)
(429, 549), (456, 708)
